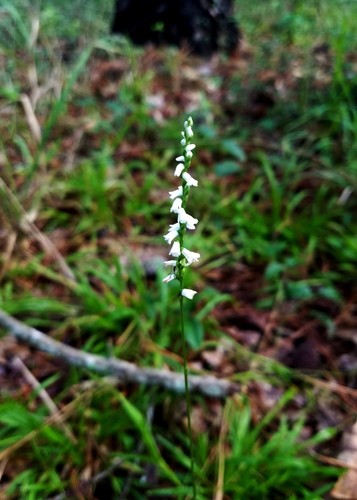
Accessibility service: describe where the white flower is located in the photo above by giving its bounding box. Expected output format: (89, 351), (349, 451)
(164, 260), (177, 267)
(178, 208), (198, 230)
(182, 171), (198, 187)
(163, 274), (176, 283)
(169, 186), (183, 200)
(163, 116), (199, 297)
(185, 126), (193, 138)
(169, 241), (181, 257)
(169, 222), (180, 231)
(182, 248), (200, 264)
(181, 288), (197, 299)
(174, 163), (185, 177)
(170, 197), (182, 213)
(164, 229), (179, 244)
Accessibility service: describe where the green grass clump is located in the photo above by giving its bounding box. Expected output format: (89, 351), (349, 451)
(0, 388), (340, 498)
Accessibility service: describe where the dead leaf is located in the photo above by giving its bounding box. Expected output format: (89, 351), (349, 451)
(331, 421), (357, 499)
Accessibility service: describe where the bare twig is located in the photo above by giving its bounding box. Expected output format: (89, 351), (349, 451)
(0, 395), (85, 463)
(300, 374), (357, 398)
(0, 177), (76, 282)
(10, 356), (76, 443)
(0, 458), (8, 483)
(0, 310), (239, 398)
(214, 399), (230, 500)
(0, 230), (17, 281)
(311, 450), (357, 472)
(20, 93), (42, 143)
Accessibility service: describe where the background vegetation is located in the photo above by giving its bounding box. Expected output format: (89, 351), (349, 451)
(0, 0), (356, 498)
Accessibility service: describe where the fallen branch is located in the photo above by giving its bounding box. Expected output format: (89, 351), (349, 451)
(0, 310), (239, 398)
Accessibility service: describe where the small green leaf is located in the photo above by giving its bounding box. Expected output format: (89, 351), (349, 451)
(185, 317), (204, 350)
(214, 161), (242, 177)
(116, 392), (181, 486)
(221, 139), (246, 161)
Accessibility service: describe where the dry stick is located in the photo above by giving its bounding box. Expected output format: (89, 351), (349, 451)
(311, 450), (357, 472)
(0, 458), (8, 483)
(0, 178), (76, 283)
(10, 356), (76, 443)
(214, 400), (230, 500)
(299, 373), (357, 398)
(20, 94), (42, 143)
(0, 310), (239, 398)
(0, 396), (83, 462)
(0, 231), (17, 281)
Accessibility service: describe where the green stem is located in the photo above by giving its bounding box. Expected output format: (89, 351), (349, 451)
(180, 292), (197, 499)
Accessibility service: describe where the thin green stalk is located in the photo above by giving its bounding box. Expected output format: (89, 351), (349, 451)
(163, 116), (200, 498)
(180, 289), (197, 500)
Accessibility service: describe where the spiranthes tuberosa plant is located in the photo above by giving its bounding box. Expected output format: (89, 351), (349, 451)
(163, 116), (199, 497)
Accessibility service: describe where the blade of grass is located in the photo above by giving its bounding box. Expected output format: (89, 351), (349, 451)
(116, 391), (181, 486)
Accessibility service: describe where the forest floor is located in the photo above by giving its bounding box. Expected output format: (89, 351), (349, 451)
(0, 1), (357, 498)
